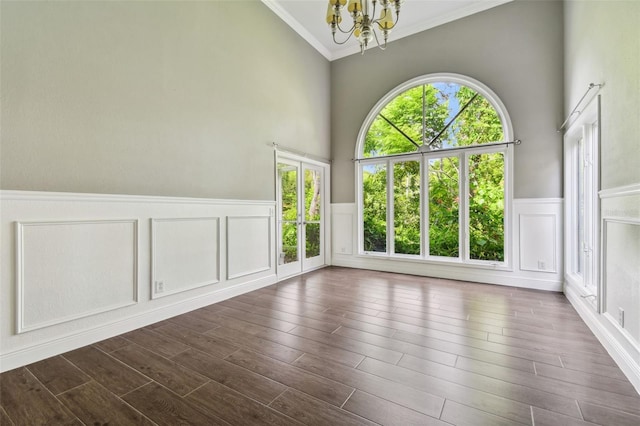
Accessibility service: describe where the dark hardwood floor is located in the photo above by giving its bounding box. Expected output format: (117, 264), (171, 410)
(2, 267), (639, 425)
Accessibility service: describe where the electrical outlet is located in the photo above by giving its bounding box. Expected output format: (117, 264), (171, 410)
(537, 260), (545, 270)
(156, 281), (164, 293)
(618, 307), (625, 328)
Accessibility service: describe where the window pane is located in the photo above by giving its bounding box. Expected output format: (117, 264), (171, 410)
(469, 152), (505, 261)
(363, 164), (387, 253)
(428, 157), (459, 257)
(577, 138), (585, 275)
(394, 161), (420, 255)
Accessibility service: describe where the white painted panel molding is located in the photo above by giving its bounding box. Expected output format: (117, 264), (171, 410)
(519, 214), (557, 273)
(16, 220), (138, 333)
(1, 190), (276, 372)
(151, 217), (220, 299)
(227, 216), (271, 280)
(565, 183), (640, 393)
(332, 213), (354, 255)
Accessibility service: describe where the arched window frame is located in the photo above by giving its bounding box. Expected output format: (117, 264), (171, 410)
(355, 73), (514, 268)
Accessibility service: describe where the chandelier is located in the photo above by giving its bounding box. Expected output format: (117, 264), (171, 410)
(326, 0), (403, 54)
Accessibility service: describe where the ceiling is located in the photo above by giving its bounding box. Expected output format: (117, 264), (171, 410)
(261, 0), (513, 61)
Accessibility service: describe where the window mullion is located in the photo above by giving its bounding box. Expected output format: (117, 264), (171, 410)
(387, 159), (394, 256)
(460, 153), (469, 262)
(421, 157), (427, 258)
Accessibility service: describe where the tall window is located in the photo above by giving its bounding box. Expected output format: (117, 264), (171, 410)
(357, 74), (512, 265)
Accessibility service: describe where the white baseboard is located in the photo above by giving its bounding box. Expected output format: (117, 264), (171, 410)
(565, 281), (640, 394)
(333, 256), (562, 292)
(0, 274), (276, 372)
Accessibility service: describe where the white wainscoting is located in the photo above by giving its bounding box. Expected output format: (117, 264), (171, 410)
(0, 191), (276, 372)
(17, 219), (138, 333)
(331, 198), (563, 291)
(151, 217), (220, 299)
(226, 216), (272, 280)
(565, 183), (640, 392)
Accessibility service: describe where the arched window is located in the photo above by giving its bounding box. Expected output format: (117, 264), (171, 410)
(356, 74), (513, 265)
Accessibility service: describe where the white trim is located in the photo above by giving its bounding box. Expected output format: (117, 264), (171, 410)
(600, 183), (640, 199)
(0, 190), (275, 206)
(263, 0), (513, 61)
(565, 282), (640, 394)
(1, 274), (276, 373)
(260, 0), (333, 60)
(15, 219), (139, 334)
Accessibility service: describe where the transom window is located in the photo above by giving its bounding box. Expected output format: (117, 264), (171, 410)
(357, 74), (513, 265)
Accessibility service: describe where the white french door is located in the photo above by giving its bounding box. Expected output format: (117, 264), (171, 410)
(277, 157), (326, 278)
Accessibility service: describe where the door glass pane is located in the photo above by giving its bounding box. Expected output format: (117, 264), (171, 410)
(305, 223), (321, 258)
(363, 163), (387, 253)
(428, 157), (459, 257)
(469, 152), (504, 261)
(278, 163), (298, 265)
(394, 161), (420, 255)
(305, 169), (321, 222)
(304, 168), (322, 259)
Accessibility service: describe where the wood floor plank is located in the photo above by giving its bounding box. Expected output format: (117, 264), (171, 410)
(398, 353), (581, 418)
(255, 327), (365, 367)
(560, 355), (630, 381)
(111, 344), (209, 396)
(27, 355), (91, 395)
(578, 401), (640, 426)
(123, 382), (228, 425)
(58, 381), (154, 425)
(287, 325), (404, 364)
(186, 380), (300, 426)
(342, 390), (450, 426)
(194, 307), (270, 335)
(94, 336), (131, 353)
(167, 312), (221, 333)
(0, 367), (81, 426)
(440, 399), (528, 426)
(531, 406), (598, 426)
(357, 356), (534, 424)
(292, 353), (446, 418)
(269, 388), (376, 426)
(0, 407), (14, 426)
(122, 327), (191, 358)
(334, 325), (471, 368)
(63, 346), (151, 396)
(393, 328), (564, 366)
(225, 348), (355, 407)
(488, 332), (609, 357)
(205, 325), (304, 363)
(172, 348), (287, 405)
(534, 360), (639, 397)
(215, 305), (298, 332)
(153, 322), (239, 358)
(455, 356), (640, 417)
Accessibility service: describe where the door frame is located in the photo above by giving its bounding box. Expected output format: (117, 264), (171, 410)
(275, 151), (331, 280)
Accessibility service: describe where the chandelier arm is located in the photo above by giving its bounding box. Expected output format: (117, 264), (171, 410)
(335, 20), (357, 34)
(371, 27), (386, 50)
(332, 28), (358, 46)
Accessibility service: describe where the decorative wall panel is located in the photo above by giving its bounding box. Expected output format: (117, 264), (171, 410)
(227, 216), (271, 280)
(16, 220), (138, 333)
(151, 217), (219, 299)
